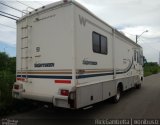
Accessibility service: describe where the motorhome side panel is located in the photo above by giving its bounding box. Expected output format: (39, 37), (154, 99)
(114, 34), (143, 90)
(74, 5), (117, 108)
(75, 5), (114, 84)
(14, 4), (76, 107)
(114, 35), (134, 79)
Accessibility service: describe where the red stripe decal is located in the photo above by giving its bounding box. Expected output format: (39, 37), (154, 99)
(16, 77), (25, 81)
(55, 80), (71, 84)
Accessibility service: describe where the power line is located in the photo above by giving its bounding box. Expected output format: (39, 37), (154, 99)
(0, 23), (16, 29)
(120, 31), (150, 41)
(0, 13), (17, 21)
(0, 10), (20, 19)
(0, 1), (26, 14)
(140, 36), (152, 39)
(16, 0), (35, 10)
(120, 31), (149, 38)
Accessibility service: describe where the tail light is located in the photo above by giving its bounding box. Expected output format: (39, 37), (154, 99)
(60, 89), (69, 96)
(13, 84), (23, 90)
(14, 84), (19, 90)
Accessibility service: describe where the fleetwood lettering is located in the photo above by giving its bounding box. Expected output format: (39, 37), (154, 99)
(34, 63), (54, 68)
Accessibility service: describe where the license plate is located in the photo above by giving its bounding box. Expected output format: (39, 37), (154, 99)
(14, 92), (19, 98)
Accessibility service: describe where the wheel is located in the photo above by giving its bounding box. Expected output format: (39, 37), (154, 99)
(112, 86), (121, 103)
(135, 83), (141, 89)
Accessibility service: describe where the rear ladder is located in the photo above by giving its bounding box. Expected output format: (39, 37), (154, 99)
(20, 17), (32, 82)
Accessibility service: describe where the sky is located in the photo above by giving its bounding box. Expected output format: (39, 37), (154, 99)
(0, 0), (160, 63)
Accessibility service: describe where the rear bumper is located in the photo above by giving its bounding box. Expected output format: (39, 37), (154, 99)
(12, 83), (75, 109)
(12, 82), (24, 99)
(12, 90), (23, 100)
(12, 91), (71, 109)
(53, 95), (70, 108)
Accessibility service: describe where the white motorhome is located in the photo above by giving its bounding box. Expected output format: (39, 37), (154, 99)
(12, 0), (144, 109)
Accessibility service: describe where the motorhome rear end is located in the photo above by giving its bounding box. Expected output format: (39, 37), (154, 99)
(12, 0), (143, 109)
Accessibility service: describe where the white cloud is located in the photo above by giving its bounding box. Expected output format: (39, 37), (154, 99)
(0, 29), (16, 44)
(0, 0), (160, 62)
(119, 26), (160, 62)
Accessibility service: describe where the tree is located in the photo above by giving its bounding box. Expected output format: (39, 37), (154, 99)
(0, 52), (9, 70)
(0, 52), (16, 114)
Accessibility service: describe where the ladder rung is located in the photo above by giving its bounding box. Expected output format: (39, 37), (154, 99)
(21, 47), (28, 49)
(35, 55), (41, 57)
(21, 67), (28, 70)
(21, 36), (28, 39)
(21, 25), (32, 29)
(21, 57), (32, 59)
(21, 26), (28, 29)
(21, 57), (29, 59)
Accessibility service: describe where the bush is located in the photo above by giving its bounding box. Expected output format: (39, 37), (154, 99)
(144, 62), (160, 77)
(0, 52), (16, 116)
(0, 52), (39, 116)
(151, 67), (158, 74)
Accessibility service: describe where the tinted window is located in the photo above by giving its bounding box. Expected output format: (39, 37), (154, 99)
(101, 36), (107, 54)
(137, 52), (140, 63)
(140, 55), (143, 65)
(134, 50), (136, 61)
(92, 32), (107, 55)
(92, 32), (100, 53)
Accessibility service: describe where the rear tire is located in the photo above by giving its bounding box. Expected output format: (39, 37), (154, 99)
(112, 86), (121, 103)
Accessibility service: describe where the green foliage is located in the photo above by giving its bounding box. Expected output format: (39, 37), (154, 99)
(8, 57), (16, 74)
(144, 62), (160, 77)
(0, 52), (16, 116)
(0, 52), (9, 71)
(0, 52), (36, 116)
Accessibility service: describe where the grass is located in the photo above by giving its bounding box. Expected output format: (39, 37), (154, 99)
(144, 63), (160, 77)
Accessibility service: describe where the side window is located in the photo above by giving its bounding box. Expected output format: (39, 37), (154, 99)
(92, 32), (107, 55)
(140, 51), (144, 65)
(140, 55), (143, 65)
(137, 51), (140, 64)
(137, 52), (139, 63)
(134, 50), (136, 61)
(101, 36), (107, 54)
(93, 32), (100, 53)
